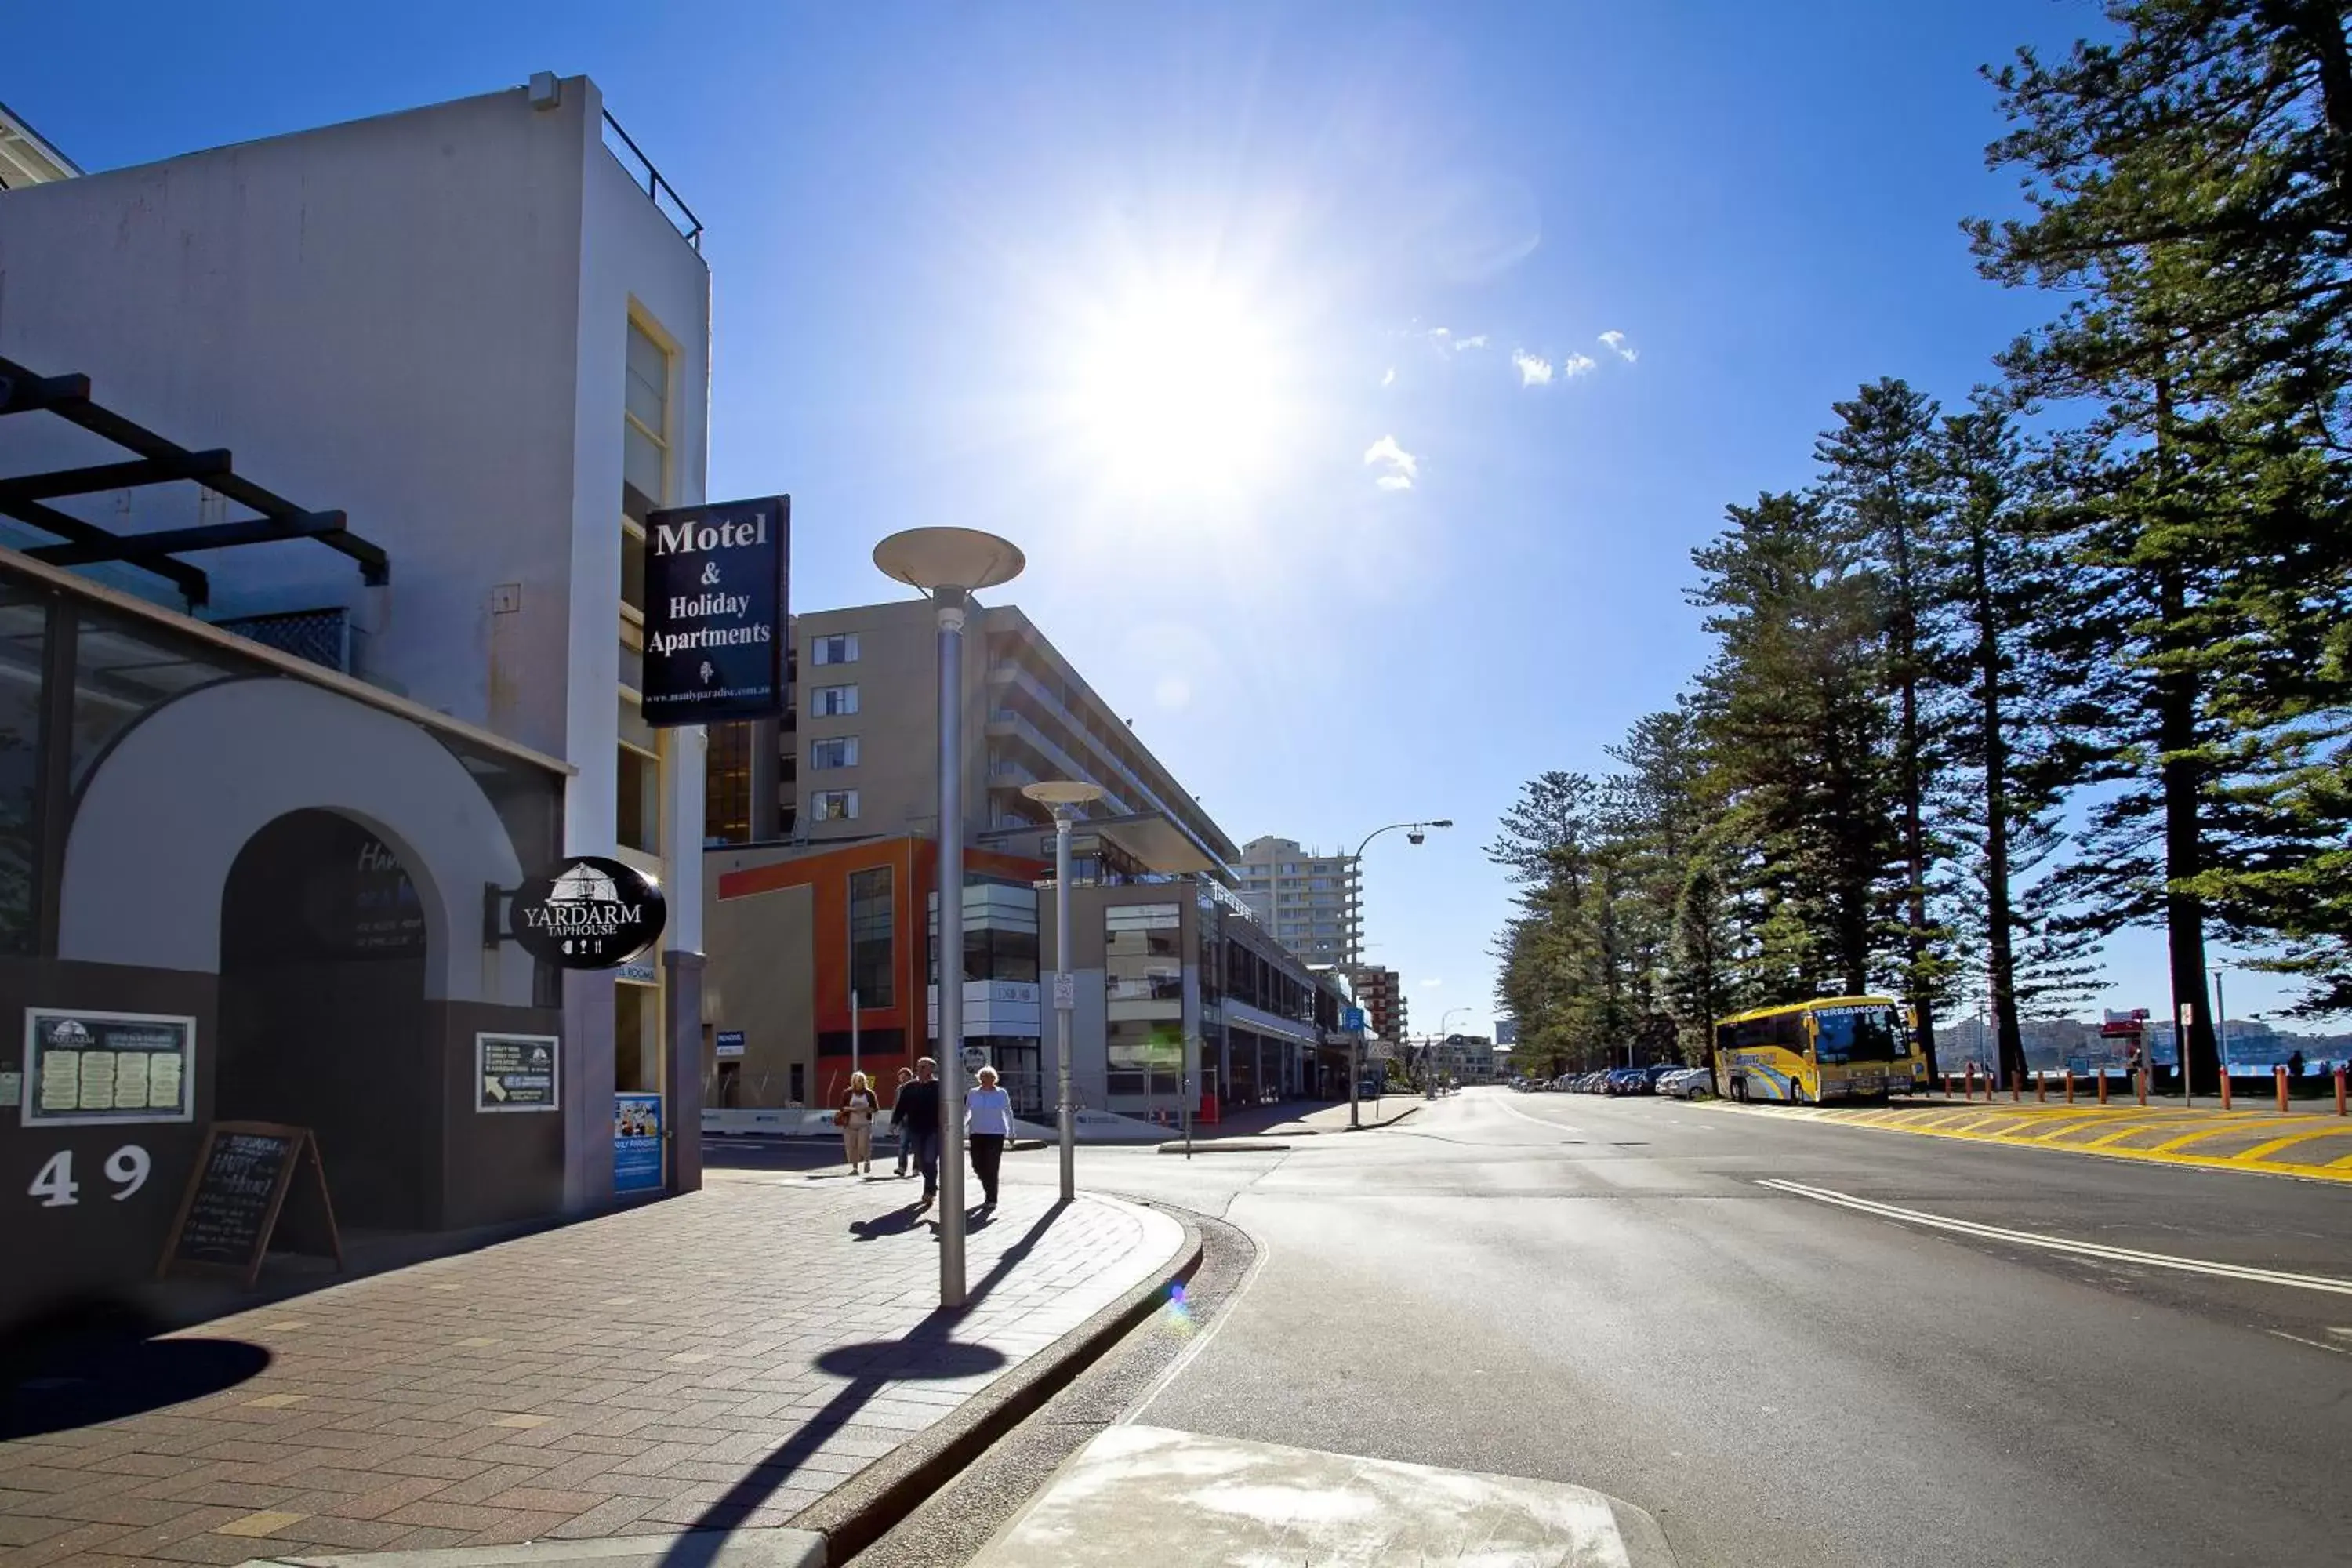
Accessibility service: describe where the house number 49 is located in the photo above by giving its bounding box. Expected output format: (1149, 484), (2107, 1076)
(28, 1146), (151, 1207)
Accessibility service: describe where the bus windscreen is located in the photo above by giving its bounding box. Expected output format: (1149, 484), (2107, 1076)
(1813, 1006), (1900, 1064)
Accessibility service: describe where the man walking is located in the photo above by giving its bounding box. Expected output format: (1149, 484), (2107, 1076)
(889, 1065), (917, 1177)
(898, 1057), (944, 1209)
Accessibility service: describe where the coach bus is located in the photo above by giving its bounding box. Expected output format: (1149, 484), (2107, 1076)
(1713, 996), (1924, 1104)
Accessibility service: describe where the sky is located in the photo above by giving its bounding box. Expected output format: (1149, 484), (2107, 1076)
(13, 1), (2317, 1033)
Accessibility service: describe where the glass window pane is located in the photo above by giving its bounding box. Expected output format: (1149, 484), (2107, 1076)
(626, 324), (668, 430)
(624, 423), (666, 505)
(617, 743), (659, 853)
(0, 593), (45, 954)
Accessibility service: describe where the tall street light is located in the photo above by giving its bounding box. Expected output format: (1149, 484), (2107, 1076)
(874, 525), (1025, 1310)
(1344, 818), (1452, 1128)
(1024, 779), (1104, 1203)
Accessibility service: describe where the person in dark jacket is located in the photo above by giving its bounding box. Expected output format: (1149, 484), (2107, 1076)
(888, 1066), (917, 1177)
(895, 1057), (943, 1207)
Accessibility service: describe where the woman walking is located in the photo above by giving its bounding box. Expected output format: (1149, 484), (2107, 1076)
(966, 1065), (1014, 1210)
(888, 1066), (916, 1177)
(840, 1071), (877, 1175)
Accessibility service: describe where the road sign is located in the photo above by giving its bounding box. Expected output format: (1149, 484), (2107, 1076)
(714, 1030), (744, 1060)
(960, 1046), (989, 1074)
(1341, 1007), (1366, 1033)
(1052, 971), (1076, 1010)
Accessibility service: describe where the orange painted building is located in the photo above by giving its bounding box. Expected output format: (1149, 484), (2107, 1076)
(706, 836), (1046, 1109)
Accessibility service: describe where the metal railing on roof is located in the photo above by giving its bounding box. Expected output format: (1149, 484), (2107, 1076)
(601, 110), (703, 249)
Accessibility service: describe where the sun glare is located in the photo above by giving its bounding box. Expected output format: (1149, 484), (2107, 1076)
(1069, 281), (1292, 502)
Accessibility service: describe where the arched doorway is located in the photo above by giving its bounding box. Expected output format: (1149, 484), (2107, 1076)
(217, 810), (432, 1232)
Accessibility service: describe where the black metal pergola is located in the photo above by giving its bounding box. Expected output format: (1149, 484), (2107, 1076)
(0, 354), (390, 606)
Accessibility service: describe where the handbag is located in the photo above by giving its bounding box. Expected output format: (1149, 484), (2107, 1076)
(833, 1107), (850, 1127)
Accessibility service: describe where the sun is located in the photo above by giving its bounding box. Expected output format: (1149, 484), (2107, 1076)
(1067, 278), (1294, 502)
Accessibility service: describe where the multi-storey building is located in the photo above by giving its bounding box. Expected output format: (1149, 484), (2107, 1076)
(1348, 965), (1407, 1044)
(0, 76), (719, 1327)
(1233, 837), (1361, 967)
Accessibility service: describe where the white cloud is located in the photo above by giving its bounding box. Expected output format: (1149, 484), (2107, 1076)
(1512, 350), (1553, 387)
(1421, 978), (1444, 988)
(1599, 330), (1637, 363)
(1562, 352), (1599, 377)
(1364, 434), (1418, 491)
(1425, 327), (1451, 339)
(1453, 334), (1488, 350)
(1380, 367), (1396, 388)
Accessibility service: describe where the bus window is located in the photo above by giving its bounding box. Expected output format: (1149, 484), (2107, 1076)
(1814, 1006), (1896, 1063)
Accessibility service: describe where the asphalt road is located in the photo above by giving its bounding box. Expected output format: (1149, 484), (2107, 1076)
(973, 1087), (2352, 1568)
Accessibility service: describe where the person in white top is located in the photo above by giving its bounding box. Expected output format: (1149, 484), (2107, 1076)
(840, 1071), (877, 1175)
(964, 1065), (1014, 1210)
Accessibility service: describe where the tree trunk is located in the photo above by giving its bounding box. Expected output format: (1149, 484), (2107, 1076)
(1971, 528), (2024, 1088)
(2278, 1), (2352, 220)
(1892, 521), (1939, 1076)
(2152, 376), (2220, 1094)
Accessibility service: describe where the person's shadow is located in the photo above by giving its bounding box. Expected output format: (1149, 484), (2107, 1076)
(847, 1204), (924, 1242)
(659, 1197), (1073, 1566)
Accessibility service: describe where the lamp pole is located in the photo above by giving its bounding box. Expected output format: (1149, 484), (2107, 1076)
(874, 527), (1025, 1309)
(2209, 967), (2229, 1083)
(1342, 818), (1452, 1128)
(1025, 779), (1105, 1203)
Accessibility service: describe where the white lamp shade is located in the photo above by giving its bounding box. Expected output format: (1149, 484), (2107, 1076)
(873, 527), (1026, 593)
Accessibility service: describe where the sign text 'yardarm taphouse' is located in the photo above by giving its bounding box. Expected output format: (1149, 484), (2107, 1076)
(641, 495), (790, 727)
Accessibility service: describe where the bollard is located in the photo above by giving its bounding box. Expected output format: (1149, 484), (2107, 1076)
(2097, 1069), (2108, 1105)
(1944, 1073), (1954, 1098)
(2276, 1065), (2289, 1115)
(1966, 1065), (1977, 1102)
(2012, 1070), (2022, 1103)
(2037, 1073), (2047, 1103)
(2136, 1069), (2148, 1107)
(2064, 1069), (2074, 1104)
(2220, 1069), (2232, 1112)
(2337, 1066), (2347, 1117)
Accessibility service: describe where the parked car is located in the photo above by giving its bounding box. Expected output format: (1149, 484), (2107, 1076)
(1661, 1067), (1714, 1098)
(1605, 1068), (1647, 1095)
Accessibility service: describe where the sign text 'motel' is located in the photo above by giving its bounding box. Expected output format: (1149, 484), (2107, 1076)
(641, 495), (790, 728)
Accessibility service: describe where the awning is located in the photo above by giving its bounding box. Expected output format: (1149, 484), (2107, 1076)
(0, 354), (390, 606)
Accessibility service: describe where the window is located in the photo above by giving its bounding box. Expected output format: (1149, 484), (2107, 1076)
(624, 321), (670, 519)
(812, 789), (859, 822)
(1108, 1018), (1183, 1098)
(704, 720), (753, 846)
(1105, 902), (1183, 1003)
(618, 742), (660, 853)
(848, 866), (894, 1007)
(811, 684), (859, 717)
(811, 633), (859, 666)
(811, 735), (860, 769)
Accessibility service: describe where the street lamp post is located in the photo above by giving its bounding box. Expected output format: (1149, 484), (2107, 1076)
(874, 526), (1025, 1310)
(2209, 967), (2229, 1083)
(1024, 779), (1105, 1204)
(1342, 818), (1452, 1128)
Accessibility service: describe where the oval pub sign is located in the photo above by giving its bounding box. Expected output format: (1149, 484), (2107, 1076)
(509, 856), (668, 970)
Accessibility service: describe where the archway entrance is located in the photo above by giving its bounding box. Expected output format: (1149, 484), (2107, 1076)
(217, 810), (432, 1231)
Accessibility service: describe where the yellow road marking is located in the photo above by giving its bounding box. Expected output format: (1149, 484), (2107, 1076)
(2234, 1127), (2352, 1163)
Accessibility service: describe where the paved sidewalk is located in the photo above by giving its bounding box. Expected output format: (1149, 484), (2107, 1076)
(0, 1178), (1182, 1567)
(1705, 1094), (2352, 1182)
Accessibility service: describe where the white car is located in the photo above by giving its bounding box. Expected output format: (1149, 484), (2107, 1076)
(1661, 1067), (1713, 1098)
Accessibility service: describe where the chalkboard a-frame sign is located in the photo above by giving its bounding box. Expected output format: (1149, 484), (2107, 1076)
(158, 1121), (343, 1288)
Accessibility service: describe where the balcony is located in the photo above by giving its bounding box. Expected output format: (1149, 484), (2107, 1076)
(600, 109), (703, 249)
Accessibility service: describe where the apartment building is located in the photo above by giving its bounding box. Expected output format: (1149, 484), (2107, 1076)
(706, 598), (1235, 870)
(1234, 837), (1361, 967)
(1349, 964), (1408, 1045)
(0, 77), (718, 1327)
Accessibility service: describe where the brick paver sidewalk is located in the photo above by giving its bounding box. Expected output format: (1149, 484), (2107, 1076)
(0, 1178), (1181, 1566)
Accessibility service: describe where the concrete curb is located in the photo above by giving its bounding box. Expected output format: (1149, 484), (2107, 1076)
(782, 1196), (1205, 1563)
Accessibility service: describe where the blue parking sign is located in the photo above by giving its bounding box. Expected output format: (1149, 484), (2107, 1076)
(1342, 1007), (1366, 1033)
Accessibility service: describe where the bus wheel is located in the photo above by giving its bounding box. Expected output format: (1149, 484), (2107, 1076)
(1731, 1078), (1748, 1103)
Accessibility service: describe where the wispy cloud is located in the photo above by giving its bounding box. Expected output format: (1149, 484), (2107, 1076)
(1380, 367), (1396, 388)
(1364, 434), (1417, 491)
(1512, 350), (1553, 387)
(1562, 352), (1599, 377)
(1425, 327), (1450, 340)
(1453, 334), (1488, 350)
(1599, 330), (1637, 363)
(1421, 978), (1444, 988)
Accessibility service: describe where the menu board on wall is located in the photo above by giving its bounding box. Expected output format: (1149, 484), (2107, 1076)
(477, 1033), (560, 1112)
(22, 1009), (196, 1126)
(613, 1093), (663, 1194)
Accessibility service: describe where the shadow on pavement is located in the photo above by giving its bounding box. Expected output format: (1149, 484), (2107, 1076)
(659, 1197), (1073, 1567)
(2, 1301), (270, 1439)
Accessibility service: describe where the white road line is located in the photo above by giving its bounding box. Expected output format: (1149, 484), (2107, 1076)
(1494, 1098), (1583, 1135)
(2268, 1330), (2352, 1356)
(1755, 1178), (2352, 1297)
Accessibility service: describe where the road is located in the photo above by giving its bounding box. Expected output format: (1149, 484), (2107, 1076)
(988, 1086), (2352, 1567)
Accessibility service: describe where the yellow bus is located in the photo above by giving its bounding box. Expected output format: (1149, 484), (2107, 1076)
(1713, 996), (1925, 1104)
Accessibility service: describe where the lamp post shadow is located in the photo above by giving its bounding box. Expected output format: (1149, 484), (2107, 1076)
(659, 1196), (1074, 1566)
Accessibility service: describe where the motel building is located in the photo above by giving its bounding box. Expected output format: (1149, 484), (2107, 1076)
(0, 78), (725, 1330)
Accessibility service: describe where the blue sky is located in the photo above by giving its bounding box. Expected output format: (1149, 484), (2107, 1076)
(15, 1), (2307, 1033)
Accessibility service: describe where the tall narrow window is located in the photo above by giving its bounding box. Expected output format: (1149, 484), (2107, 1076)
(848, 866), (894, 1007)
(623, 321), (670, 522)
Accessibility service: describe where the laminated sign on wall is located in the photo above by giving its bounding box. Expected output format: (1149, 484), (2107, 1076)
(641, 495), (791, 728)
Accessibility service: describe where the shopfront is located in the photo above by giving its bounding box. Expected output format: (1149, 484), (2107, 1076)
(0, 551), (570, 1332)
